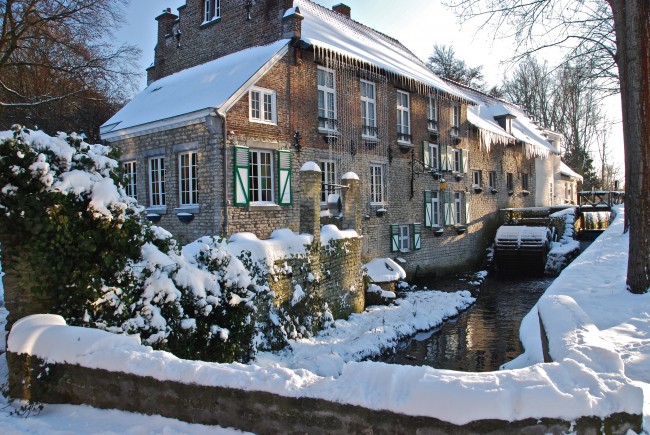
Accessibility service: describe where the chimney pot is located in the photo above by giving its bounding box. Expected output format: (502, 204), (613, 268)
(332, 3), (351, 18)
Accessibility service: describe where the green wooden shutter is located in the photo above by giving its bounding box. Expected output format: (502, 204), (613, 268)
(233, 146), (250, 206)
(390, 224), (400, 252)
(277, 150), (292, 206)
(424, 190), (433, 227)
(422, 141), (430, 170)
(413, 223), (422, 250)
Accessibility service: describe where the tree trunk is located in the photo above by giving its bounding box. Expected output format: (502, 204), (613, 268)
(607, 0), (650, 294)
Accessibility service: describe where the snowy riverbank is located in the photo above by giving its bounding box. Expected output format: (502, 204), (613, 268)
(1, 205), (649, 432)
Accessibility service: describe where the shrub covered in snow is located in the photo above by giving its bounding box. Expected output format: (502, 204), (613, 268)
(0, 127), (309, 363)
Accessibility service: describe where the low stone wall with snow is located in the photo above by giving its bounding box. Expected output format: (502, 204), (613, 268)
(6, 314), (642, 434)
(6, 351), (640, 434)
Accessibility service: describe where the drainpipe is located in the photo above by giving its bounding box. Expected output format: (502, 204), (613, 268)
(218, 111), (229, 237)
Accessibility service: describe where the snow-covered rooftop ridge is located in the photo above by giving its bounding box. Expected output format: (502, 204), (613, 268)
(294, 0), (467, 100)
(560, 161), (583, 181)
(445, 80), (558, 157)
(101, 40), (290, 138)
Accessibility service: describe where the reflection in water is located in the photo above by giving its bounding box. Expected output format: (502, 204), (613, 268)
(380, 276), (554, 372)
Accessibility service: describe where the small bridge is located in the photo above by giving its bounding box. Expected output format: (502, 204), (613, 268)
(578, 190), (624, 213)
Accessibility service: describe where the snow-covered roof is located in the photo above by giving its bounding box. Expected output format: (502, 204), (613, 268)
(560, 161), (583, 181)
(466, 105), (516, 150)
(450, 83), (559, 157)
(295, 0), (468, 100)
(101, 40), (290, 139)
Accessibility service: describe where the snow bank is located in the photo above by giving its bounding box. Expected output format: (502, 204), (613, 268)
(364, 258), (406, 282)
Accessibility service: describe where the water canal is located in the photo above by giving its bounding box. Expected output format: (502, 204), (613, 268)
(379, 275), (555, 372)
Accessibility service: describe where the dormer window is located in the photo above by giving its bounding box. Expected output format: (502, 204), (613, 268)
(204, 0), (220, 22)
(494, 114), (516, 135)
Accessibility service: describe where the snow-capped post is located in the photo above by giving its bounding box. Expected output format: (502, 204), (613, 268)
(282, 6), (303, 41)
(341, 172), (361, 233)
(299, 162), (322, 242)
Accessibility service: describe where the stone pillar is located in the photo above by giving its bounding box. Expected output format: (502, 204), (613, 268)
(1, 235), (53, 332)
(341, 172), (362, 234)
(299, 163), (322, 242)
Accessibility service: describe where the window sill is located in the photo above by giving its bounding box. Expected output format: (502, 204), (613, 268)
(200, 17), (221, 28)
(248, 203), (281, 212)
(174, 206), (200, 215)
(250, 118), (277, 126)
(146, 206), (168, 215)
(318, 128), (340, 136)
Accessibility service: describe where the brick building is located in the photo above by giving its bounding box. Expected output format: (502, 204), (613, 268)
(101, 0), (565, 277)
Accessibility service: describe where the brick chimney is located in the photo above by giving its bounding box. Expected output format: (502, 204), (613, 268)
(332, 3), (351, 19)
(156, 8), (177, 41)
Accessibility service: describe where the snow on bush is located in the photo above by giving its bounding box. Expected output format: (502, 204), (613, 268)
(0, 127), (305, 363)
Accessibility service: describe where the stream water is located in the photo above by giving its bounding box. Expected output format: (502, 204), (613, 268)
(379, 275), (555, 372)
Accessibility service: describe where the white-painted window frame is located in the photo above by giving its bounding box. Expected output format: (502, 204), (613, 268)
(149, 156), (166, 207)
(249, 87), (277, 125)
(179, 151), (199, 207)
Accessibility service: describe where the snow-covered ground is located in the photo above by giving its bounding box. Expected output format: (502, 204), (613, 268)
(1, 206), (649, 433)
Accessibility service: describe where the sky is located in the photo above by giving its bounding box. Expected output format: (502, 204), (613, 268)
(114, 0), (625, 174)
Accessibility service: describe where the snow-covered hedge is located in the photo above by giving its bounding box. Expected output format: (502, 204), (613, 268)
(0, 126), (319, 362)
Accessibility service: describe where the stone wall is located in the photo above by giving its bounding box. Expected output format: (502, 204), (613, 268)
(7, 351), (641, 434)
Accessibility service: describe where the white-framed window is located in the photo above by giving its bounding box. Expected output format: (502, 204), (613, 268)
(149, 156), (166, 207)
(452, 148), (462, 173)
(179, 151), (199, 206)
(360, 80), (377, 138)
(204, 0), (220, 22)
(429, 142), (439, 171)
(427, 95), (438, 131)
(319, 160), (337, 204)
(488, 171), (497, 189)
(443, 191), (468, 226)
(472, 170), (482, 187)
(454, 192), (463, 224)
(249, 87), (277, 124)
(521, 172), (529, 190)
(318, 66), (337, 131)
(399, 224), (411, 251)
(507, 172), (515, 191)
(370, 164), (385, 205)
(451, 104), (460, 136)
(123, 161), (137, 199)
(396, 90), (411, 143)
(250, 149), (274, 203)
(391, 223), (422, 252)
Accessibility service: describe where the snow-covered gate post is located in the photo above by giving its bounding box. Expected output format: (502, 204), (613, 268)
(299, 162), (321, 242)
(341, 172), (362, 233)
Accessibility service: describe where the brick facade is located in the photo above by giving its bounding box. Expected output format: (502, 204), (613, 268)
(105, 0), (549, 278)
